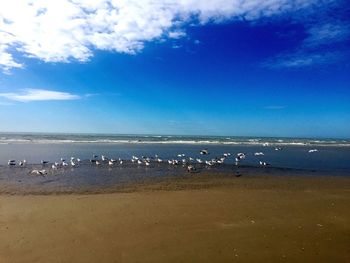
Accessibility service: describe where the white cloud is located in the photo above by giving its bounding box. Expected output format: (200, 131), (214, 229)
(172, 44), (182, 49)
(0, 89), (80, 102)
(262, 16), (350, 69)
(0, 0), (320, 72)
(0, 44), (24, 74)
(168, 30), (186, 39)
(303, 22), (350, 47)
(262, 51), (344, 68)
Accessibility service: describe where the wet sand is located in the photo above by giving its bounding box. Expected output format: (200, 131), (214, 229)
(0, 174), (349, 262)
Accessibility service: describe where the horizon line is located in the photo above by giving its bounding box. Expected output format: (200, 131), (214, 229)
(0, 131), (349, 140)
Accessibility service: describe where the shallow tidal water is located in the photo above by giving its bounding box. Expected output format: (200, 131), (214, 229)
(0, 161), (339, 195)
(0, 142), (350, 171)
(0, 135), (349, 194)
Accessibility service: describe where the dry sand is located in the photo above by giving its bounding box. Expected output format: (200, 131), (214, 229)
(0, 175), (349, 262)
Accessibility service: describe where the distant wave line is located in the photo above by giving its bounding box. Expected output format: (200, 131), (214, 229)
(0, 139), (349, 147)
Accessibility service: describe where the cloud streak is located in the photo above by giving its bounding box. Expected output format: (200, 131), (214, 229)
(0, 0), (323, 72)
(264, 106), (286, 110)
(0, 89), (80, 102)
(262, 51), (346, 68)
(303, 22), (350, 47)
(262, 2), (350, 69)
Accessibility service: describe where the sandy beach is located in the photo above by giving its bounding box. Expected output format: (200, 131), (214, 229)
(0, 174), (349, 262)
(1, 0), (349, 261)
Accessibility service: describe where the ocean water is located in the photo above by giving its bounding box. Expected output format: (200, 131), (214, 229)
(0, 133), (349, 173)
(1, 133), (349, 146)
(0, 133), (349, 194)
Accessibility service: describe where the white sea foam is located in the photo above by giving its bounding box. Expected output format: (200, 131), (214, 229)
(0, 138), (349, 147)
(0, 132), (348, 146)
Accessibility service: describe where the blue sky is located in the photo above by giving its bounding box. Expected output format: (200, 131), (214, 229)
(0, 0), (349, 138)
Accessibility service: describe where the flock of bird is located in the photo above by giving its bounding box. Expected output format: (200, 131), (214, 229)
(5, 147), (319, 175)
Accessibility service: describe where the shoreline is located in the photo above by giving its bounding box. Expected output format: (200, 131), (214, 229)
(1, 165), (349, 195)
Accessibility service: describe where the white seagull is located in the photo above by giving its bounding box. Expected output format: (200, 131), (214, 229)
(259, 161), (270, 166)
(275, 147), (282, 151)
(8, 160), (16, 166)
(187, 165), (196, 172)
(31, 169), (47, 175)
(200, 149), (209, 155)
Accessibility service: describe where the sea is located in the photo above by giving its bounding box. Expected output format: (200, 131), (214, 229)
(1, 132), (349, 194)
(0, 132), (349, 172)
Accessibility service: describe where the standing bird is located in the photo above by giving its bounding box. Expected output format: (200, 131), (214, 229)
(8, 160), (16, 166)
(187, 165), (196, 173)
(31, 169), (47, 175)
(259, 161), (270, 166)
(275, 147), (282, 151)
(235, 153), (246, 163)
(200, 149), (209, 155)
